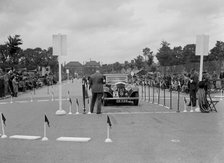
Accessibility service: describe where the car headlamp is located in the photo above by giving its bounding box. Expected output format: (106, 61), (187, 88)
(125, 85), (132, 91)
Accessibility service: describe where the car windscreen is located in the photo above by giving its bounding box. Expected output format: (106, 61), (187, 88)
(106, 76), (127, 83)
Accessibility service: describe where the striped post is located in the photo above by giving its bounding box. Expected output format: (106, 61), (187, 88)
(141, 81), (143, 101)
(148, 80), (151, 103)
(163, 86), (166, 107)
(176, 86), (180, 112)
(152, 81), (155, 104)
(169, 85), (172, 109)
(158, 80), (160, 105)
(82, 80), (86, 113)
(144, 81), (146, 101)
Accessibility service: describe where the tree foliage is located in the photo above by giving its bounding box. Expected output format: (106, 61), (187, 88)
(0, 35), (58, 74)
(6, 35), (23, 66)
(209, 41), (224, 61)
(1, 35), (224, 75)
(143, 47), (153, 67)
(156, 41), (173, 66)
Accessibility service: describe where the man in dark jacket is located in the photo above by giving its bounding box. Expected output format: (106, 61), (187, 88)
(188, 69), (199, 107)
(89, 69), (104, 114)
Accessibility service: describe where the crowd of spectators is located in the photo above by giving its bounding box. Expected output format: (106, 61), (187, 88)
(136, 70), (224, 94)
(0, 68), (57, 98)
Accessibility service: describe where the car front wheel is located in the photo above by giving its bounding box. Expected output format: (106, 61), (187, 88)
(133, 92), (139, 106)
(133, 99), (139, 106)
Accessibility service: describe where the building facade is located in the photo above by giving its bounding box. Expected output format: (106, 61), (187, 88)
(65, 61), (83, 77)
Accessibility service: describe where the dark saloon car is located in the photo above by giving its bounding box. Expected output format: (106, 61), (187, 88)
(103, 74), (139, 106)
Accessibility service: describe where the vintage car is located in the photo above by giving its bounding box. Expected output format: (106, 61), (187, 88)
(103, 74), (139, 106)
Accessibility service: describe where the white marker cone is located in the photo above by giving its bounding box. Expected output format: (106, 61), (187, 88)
(30, 92), (33, 102)
(1, 114), (7, 138)
(105, 125), (112, 143)
(183, 98), (187, 112)
(76, 102), (79, 115)
(51, 92), (54, 101)
(67, 91), (70, 101)
(10, 95), (13, 104)
(47, 85), (50, 95)
(195, 100), (200, 112)
(183, 103), (187, 112)
(68, 104), (72, 115)
(42, 123), (48, 141)
(190, 104), (194, 112)
(220, 89), (223, 101)
(87, 98), (91, 114)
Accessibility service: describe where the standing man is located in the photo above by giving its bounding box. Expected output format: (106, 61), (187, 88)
(188, 69), (199, 107)
(89, 69), (104, 114)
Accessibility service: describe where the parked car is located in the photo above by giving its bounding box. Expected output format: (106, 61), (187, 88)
(103, 74), (139, 106)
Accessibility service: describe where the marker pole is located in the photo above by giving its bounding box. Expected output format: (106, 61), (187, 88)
(1, 114), (7, 138)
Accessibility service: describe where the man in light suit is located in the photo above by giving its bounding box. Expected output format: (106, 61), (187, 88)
(89, 69), (104, 114)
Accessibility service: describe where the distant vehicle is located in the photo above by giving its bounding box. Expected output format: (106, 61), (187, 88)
(103, 74), (139, 106)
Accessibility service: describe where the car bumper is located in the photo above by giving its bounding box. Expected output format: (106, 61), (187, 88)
(103, 97), (139, 100)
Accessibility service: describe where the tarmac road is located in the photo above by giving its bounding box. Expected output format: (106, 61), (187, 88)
(0, 79), (224, 163)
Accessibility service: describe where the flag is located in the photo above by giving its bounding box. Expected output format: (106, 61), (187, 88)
(76, 98), (79, 106)
(1, 113), (6, 126)
(45, 115), (50, 127)
(184, 97), (187, 104)
(69, 98), (72, 105)
(107, 115), (112, 128)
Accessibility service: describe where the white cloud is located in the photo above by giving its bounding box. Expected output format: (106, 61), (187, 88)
(0, 0), (224, 64)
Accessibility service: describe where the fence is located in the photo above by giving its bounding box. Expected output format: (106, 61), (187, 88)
(138, 79), (223, 112)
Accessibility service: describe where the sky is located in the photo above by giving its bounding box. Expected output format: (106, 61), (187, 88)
(0, 0), (224, 64)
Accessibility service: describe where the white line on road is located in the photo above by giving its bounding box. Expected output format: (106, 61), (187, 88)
(37, 99), (50, 102)
(104, 111), (179, 115)
(15, 101), (29, 103)
(0, 102), (8, 105)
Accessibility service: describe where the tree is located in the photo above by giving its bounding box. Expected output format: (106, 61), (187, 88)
(209, 41), (224, 61)
(124, 61), (129, 70)
(20, 48), (46, 70)
(182, 44), (198, 63)
(172, 46), (183, 65)
(19, 47), (58, 73)
(209, 41), (224, 73)
(142, 47), (154, 67)
(112, 62), (122, 73)
(156, 41), (172, 66)
(6, 35), (22, 66)
(46, 47), (58, 74)
(134, 55), (144, 69)
(0, 44), (9, 68)
(130, 60), (135, 69)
